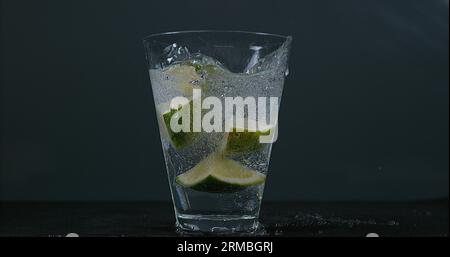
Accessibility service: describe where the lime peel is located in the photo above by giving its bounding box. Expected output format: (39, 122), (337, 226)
(222, 120), (274, 156)
(175, 153), (266, 193)
(159, 100), (196, 149)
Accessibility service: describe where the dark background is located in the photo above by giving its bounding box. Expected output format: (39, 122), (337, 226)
(1, 0), (448, 201)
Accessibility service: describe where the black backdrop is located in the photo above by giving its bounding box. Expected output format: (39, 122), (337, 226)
(1, 0), (448, 201)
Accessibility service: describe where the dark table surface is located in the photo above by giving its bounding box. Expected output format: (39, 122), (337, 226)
(0, 200), (448, 237)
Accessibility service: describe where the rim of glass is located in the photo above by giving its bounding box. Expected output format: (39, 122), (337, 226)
(143, 30), (292, 42)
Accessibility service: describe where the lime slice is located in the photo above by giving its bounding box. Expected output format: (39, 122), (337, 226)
(223, 121), (273, 156)
(159, 100), (196, 149)
(166, 62), (219, 96)
(188, 62), (219, 92)
(167, 64), (201, 96)
(198, 63), (218, 75)
(175, 153), (266, 193)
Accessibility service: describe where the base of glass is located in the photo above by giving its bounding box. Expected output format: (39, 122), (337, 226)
(176, 214), (263, 235)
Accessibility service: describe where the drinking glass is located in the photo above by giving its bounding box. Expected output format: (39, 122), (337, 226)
(143, 31), (291, 234)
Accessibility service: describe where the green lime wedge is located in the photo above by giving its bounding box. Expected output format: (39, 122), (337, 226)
(200, 64), (218, 75)
(175, 153), (266, 193)
(223, 122), (272, 156)
(167, 64), (202, 96)
(187, 62), (219, 92)
(160, 100), (196, 149)
(166, 62), (219, 97)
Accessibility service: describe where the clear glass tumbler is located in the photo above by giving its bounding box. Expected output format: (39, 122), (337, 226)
(143, 31), (291, 234)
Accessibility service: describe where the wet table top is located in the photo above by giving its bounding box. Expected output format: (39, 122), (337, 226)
(0, 201), (448, 237)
